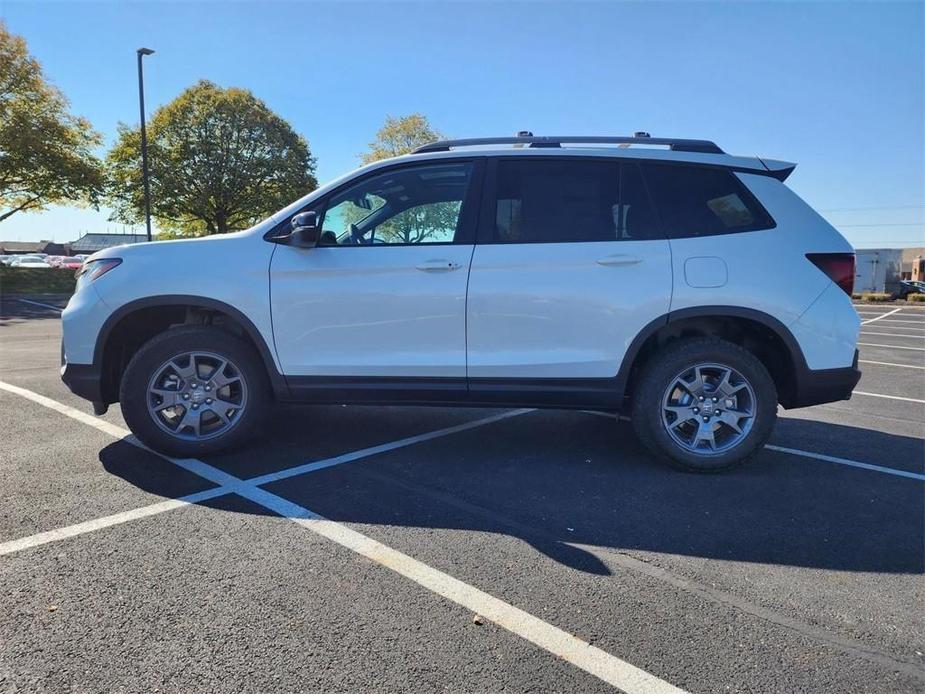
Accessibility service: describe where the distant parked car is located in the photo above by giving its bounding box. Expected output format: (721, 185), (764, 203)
(10, 255), (52, 268)
(45, 255), (67, 267)
(57, 257), (84, 270)
(897, 280), (925, 299)
(0, 255), (13, 266)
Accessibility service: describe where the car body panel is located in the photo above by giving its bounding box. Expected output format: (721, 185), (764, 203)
(466, 239), (672, 378)
(269, 243), (474, 377)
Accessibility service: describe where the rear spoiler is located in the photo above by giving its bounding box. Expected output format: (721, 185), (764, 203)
(758, 157), (797, 182)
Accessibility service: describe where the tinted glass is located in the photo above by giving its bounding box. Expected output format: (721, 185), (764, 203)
(641, 163), (774, 238)
(618, 163), (660, 241)
(494, 159), (621, 243)
(320, 162), (472, 245)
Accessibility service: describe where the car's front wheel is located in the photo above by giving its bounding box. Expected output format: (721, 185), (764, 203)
(631, 337), (778, 472)
(120, 326), (270, 457)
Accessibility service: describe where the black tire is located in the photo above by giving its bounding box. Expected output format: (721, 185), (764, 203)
(630, 337), (778, 472)
(120, 325), (270, 457)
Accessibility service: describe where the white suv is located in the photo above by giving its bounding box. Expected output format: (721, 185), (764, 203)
(61, 133), (861, 471)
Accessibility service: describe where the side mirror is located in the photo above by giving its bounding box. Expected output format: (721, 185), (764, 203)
(276, 211), (319, 247)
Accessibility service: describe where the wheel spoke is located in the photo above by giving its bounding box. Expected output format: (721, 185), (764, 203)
(171, 358), (196, 380)
(717, 409), (748, 434)
(177, 406), (201, 436)
(694, 421), (716, 450)
(207, 405), (232, 426)
(207, 359), (229, 384)
(212, 369), (240, 391)
(664, 405), (697, 430)
(151, 387), (181, 409)
(682, 366), (705, 396)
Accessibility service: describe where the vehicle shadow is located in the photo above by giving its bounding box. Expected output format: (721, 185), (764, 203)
(99, 409), (925, 577)
(0, 295), (68, 327)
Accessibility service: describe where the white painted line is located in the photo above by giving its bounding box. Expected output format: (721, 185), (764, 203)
(861, 307), (902, 325)
(861, 331), (925, 339)
(0, 382), (686, 693)
(859, 359), (925, 370)
(0, 380), (129, 438)
(853, 390), (925, 404)
(0, 488), (228, 557)
(865, 324), (925, 331)
(15, 298), (64, 312)
(859, 342), (925, 352)
(247, 408), (533, 487)
(581, 410), (925, 481)
(764, 445), (925, 482)
(0, 381), (531, 554)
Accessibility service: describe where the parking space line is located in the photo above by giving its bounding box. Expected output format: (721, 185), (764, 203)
(15, 298), (64, 312)
(861, 331), (925, 339)
(0, 382), (685, 693)
(858, 342), (925, 351)
(864, 325), (925, 331)
(0, 488), (229, 557)
(764, 445), (925, 481)
(872, 318), (925, 325)
(860, 308), (902, 324)
(858, 359), (925, 370)
(853, 390), (925, 404)
(582, 410), (925, 481)
(246, 409), (533, 487)
(0, 381), (531, 555)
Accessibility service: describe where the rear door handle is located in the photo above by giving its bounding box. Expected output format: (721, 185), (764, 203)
(596, 254), (643, 267)
(416, 259), (462, 272)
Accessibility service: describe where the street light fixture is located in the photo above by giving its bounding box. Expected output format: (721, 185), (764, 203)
(136, 47), (155, 242)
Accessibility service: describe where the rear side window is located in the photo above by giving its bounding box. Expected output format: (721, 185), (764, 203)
(492, 159), (661, 243)
(641, 163), (774, 238)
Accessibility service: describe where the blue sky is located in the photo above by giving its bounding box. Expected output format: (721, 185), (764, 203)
(1, 1), (923, 248)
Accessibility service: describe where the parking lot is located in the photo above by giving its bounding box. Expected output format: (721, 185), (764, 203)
(0, 295), (922, 693)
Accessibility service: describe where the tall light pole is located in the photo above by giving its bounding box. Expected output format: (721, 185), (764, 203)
(136, 47), (155, 242)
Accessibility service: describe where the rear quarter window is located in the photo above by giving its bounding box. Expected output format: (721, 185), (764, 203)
(641, 163), (775, 238)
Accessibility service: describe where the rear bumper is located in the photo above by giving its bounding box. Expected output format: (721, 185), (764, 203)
(787, 349), (861, 408)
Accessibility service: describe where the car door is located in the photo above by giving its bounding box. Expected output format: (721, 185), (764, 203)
(466, 157), (672, 399)
(270, 159), (482, 394)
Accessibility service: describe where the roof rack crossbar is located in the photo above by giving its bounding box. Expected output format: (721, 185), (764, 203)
(413, 135), (724, 155)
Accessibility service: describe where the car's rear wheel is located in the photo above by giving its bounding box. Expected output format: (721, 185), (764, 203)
(631, 337), (778, 472)
(120, 326), (270, 457)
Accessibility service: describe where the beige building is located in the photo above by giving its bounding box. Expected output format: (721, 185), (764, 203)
(900, 247), (925, 281)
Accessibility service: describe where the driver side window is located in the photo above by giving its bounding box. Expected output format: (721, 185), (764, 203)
(319, 162), (473, 246)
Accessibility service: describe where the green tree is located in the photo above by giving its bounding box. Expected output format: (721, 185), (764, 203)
(0, 21), (103, 223)
(351, 114), (452, 244)
(361, 113), (444, 164)
(106, 80), (317, 237)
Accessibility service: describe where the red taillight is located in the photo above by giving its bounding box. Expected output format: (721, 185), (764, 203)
(806, 253), (855, 296)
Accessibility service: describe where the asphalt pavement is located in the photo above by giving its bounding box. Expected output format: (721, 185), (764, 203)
(1, 295), (922, 693)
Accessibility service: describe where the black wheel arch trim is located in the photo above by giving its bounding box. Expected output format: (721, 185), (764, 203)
(613, 305), (814, 407)
(93, 295), (289, 399)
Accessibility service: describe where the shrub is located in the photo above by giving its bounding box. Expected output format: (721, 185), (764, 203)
(909, 293), (925, 302)
(859, 293), (893, 302)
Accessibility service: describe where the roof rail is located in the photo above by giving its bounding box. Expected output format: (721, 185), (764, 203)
(413, 134), (724, 155)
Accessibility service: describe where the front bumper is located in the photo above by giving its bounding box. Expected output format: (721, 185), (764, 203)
(787, 349), (861, 408)
(60, 360), (105, 405)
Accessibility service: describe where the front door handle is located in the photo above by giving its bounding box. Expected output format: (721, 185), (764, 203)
(596, 254), (643, 267)
(416, 259), (462, 272)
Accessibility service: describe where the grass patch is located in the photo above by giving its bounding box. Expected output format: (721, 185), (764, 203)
(909, 293), (925, 302)
(0, 266), (76, 295)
